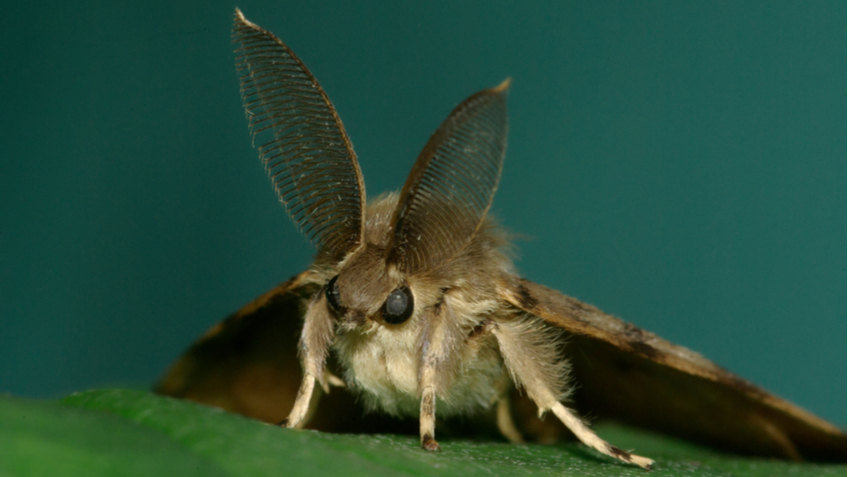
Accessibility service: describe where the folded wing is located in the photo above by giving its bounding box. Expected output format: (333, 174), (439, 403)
(498, 275), (846, 462)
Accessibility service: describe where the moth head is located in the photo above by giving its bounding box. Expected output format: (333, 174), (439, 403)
(233, 9), (509, 330)
(325, 244), (410, 327)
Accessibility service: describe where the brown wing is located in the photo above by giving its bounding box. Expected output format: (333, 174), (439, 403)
(498, 275), (846, 462)
(154, 271), (407, 434)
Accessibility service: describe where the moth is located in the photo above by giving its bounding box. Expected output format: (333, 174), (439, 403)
(157, 8), (846, 469)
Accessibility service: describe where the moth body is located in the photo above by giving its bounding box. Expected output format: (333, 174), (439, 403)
(225, 8), (651, 468)
(155, 9), (847, 472)
(322, 193), (522, 418)
(333, 302), (507, 418)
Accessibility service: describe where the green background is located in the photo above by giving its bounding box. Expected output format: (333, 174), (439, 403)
(1, 0), (844, 432)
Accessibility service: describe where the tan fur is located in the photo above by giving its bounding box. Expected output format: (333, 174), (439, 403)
(283, 191), (660, 467)
(492, 313), (653, 468)
(285, 290), (337, 428)
(231, 14), (655, 466)
(329, 194), (510, 418)
(292, 190), (656, 468)
(491, 314), (570, 409)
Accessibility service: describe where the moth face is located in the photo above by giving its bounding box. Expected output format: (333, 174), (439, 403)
(325, 244), (413, 327)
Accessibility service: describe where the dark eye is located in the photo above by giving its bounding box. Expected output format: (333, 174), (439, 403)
(382, 286), (414, 325)
(325, 275), (343, 313)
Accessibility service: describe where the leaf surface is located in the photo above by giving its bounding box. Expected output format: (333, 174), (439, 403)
(1, 389), (842, 477)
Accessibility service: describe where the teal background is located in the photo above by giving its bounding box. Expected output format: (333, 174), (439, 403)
(1, 0), (844, 428)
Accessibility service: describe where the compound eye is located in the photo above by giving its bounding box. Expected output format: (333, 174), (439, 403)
(325, 275), (343, 313)
(381, 286), (414, 325)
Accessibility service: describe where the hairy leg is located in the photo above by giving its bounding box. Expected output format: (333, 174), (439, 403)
(493, 316), (653, 469)
(284, 293), (335, 428)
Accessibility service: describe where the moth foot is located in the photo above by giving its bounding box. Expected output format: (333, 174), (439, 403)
(277, 418), (288, 427)
(607, 445), (654, 470)
(325, 371), (346, 388)
(421, 433), (441, 452)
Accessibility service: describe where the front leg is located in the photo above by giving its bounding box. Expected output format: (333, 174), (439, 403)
(419, 380), (440, 451)
(493, 315), (654, 469)
(285, 292), (336, 429)
(417, 293), (465, 451)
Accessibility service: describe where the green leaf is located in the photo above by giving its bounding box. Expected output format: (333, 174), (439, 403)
(0, 393), (226, 477)
(0, 389), (842, 477)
